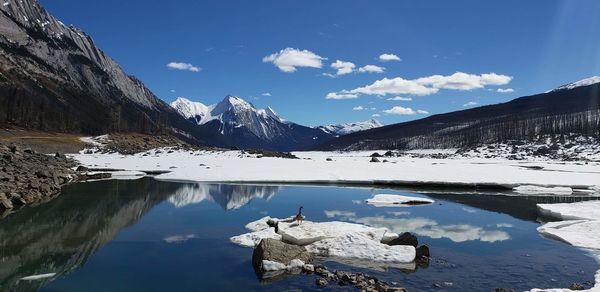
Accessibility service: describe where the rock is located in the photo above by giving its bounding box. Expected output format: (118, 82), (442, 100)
(568, 283), (585, 290)
(252, 238), (312, 273)
(80, 172), (112, 180)
(8, 144), (18, 153)
(388, 232), (418, 247)
(370, 157), (381, 163)
(495, 289), (515, 292)
(316, 278), (328, 287)
(76, 165), (89, 171)
(370, 152), (382, 157)
(54, 152), (65, 159)
(0, 193), (13, 209)
(416, 245), (430, 258)
(384, 151), (395, 157)
(326, 158), (333, 161)
(35, 170), (51, 179)
(2, 154), (12, 161)
(302, 264), (314, 273)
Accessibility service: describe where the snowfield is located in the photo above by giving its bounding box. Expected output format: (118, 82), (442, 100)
(72, 149), (600, 191)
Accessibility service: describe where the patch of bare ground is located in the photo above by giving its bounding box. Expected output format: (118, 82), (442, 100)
(0, 127), (85, 154)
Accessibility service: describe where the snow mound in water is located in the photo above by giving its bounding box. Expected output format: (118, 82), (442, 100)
(261, 259), (305, 272)
(306, 232), (415, 263)
(230, 227), (281, 248)
(278, 220), (388, 246)
(514, 185), (573, 195)
(366, 194), (434, 207)
(538, 220), (600, 250)
(20, 273), (57, 281)
(230, 217), (415, 265)
(532, 200), (600, 292)
(538, 201), (600, 221)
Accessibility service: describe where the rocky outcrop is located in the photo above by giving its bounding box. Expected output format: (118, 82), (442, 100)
(388, 232), (418, 247)
(252, 238), (312, 275)
(0, 143), (77, 210)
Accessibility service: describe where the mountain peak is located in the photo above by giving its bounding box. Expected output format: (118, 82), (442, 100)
(318, 119), (384, 136)
(170, 97), (208, 123)
(552, 76), (600, 92)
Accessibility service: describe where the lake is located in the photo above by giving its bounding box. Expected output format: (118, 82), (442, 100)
(0, 178), (598, 291)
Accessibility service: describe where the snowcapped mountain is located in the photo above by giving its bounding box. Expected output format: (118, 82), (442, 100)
(171, 96), (335, 151)
(551, 76), (600, 92)
(318, 119), (384, 136)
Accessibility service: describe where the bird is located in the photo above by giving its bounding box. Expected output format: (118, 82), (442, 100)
(293, 206), (304, 224)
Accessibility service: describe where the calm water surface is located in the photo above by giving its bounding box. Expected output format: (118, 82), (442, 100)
(0, 178), (598, 291)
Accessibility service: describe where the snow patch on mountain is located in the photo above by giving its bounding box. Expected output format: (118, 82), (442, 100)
(551, 76), (600, 92)
(318, 119), (384, 136)
(171, 96), (290, 140)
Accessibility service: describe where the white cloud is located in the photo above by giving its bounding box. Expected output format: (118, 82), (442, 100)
(330, 60), (355, 76)
(261, 92), (272, 96)
(170, 89), (176, 93)
(353, 106), (365, 111)
(328, 72), (513, 98)
(387, 96), (412, 101)
(383, 106), (416, 115)
(325, 91), (358, 100)
(166, 62), (201, 72)
(415, 72), (512, 90)
(379, 53), (401, 62)
(349, 77), (439, 96)
(497, 88), (514, 93)
(263, 48), (325, 72)
(372, 113), (381, 117)
(358, 65), (385, 73)
(416, 109), (429, 114)
(463, 101), (478, 107)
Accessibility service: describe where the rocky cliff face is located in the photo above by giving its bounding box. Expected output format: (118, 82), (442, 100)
(0, 0), (202, 140)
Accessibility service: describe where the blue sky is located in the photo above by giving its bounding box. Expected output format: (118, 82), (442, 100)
(41, 0), (600, 126)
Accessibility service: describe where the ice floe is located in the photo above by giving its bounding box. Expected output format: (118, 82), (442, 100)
(366, 194), (434, 207)
(19, 273), (56, 281)
(538, 201), (600, 221)
(532, 200), (600, 291)
(538, 220), (600, 250)
(306, 232), (415, 263)
(230, 227), (282, 248)
(514, 185), (573, 195)
(163, 234), (197, 243)
(230, 217), (416, 266)
(261, 259), (305, 272)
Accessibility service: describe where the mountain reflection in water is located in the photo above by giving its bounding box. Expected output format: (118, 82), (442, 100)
(0, 179), (597, 291)
(0, 178), (280, 291)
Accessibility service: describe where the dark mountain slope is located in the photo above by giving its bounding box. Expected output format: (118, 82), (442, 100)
(317, 80), (600, 151)
(0, 0), (214, 144)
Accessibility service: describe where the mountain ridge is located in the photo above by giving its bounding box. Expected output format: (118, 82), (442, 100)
(317, 78), (600, 151)
(0, 0), (210, 144)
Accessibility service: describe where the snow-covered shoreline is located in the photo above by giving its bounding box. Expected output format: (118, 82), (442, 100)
(531, 201), (600, 292)
(71, 148), (600, 192)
